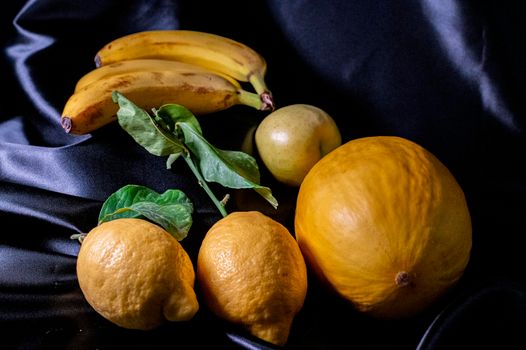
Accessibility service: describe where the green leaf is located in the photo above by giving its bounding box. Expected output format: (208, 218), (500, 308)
(113, 91), (185, 157)
(155, 104), (202, 135)
(98, 184), (193, 240)
(166, 153), (181, 169)
(179, 122), (278, 209)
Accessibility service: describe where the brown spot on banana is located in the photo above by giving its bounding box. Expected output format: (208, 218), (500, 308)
(195, 86), (213, 95)
(231, 57), (245, 67)
(150, 72), (165, 83)
(222, 93), (235, 108)
(100, 76), (135, 90)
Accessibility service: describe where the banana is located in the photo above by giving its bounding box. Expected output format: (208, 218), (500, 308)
(62, 68), (265, 135)
(74, 58), (240, 92)
(94, 30), (274, 110)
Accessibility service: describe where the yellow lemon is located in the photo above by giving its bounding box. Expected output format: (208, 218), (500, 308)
(197, 211), (307, 345)
(77, 218), (199, 330)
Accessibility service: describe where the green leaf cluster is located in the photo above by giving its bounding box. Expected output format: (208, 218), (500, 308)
(112, 91), (278, 213)
(95, 92), (278, 241)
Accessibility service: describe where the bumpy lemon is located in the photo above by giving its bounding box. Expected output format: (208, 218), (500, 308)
(77, 218), (199, 330)
(197, 211), (307, 345)
(296, 136), (472, 318)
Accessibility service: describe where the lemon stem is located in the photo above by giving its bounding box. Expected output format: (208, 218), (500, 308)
(183, 154), (228, 217)
(220, 193), (230, 206)
(70, 233), (87, 244)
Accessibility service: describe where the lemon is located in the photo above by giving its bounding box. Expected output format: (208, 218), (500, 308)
(76, 218), (199, 330)
(197, 211), (307, 345)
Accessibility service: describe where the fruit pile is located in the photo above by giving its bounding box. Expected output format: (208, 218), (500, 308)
(67, 30), (472, 347)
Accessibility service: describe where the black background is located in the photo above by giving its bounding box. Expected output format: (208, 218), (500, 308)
(1, 0), (526, 349)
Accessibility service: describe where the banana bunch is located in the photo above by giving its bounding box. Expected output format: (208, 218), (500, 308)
(61, 30), (273, 135)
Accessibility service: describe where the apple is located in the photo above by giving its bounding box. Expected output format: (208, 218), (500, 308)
(255, 104), (342, 186)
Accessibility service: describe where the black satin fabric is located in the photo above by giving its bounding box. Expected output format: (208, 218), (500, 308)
(2, 0), (526, 349)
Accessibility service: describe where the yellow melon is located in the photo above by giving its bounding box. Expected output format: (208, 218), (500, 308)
(295, 136), (472, 318)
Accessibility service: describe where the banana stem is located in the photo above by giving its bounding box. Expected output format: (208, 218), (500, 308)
(248, 72), (269, 96)
(183, 154), (228, 217)
(260, 92), (275, 111)
(237, 90), (265, 111)
(248, 73), (275, 111)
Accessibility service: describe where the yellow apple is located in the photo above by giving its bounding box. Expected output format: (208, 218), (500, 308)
(255, 104), (342, 186)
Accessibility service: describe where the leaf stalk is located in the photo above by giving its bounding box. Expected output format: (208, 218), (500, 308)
(183, 154), (228, 217)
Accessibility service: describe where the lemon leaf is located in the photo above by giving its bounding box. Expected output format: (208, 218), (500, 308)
(112, 93), (278, 216)
(98, 184), (193, 240)
(155, 103), (202, 135)
(113, 91), (185, 158)
(179, 122), (278, 209)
